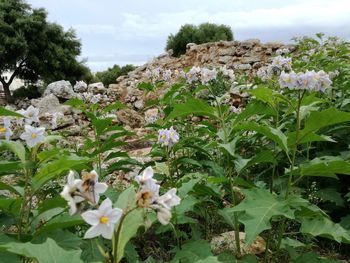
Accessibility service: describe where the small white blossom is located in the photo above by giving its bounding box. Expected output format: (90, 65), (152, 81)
(200, 68), (217, 85)
(23, 106), (40, 124)
(60, 171), (84, 215)
(156, 207), (172, 225)
(81, 198), (123, 239)
(162, 69), (172, 82)
(157, 126), (179, 147)
(79, 170), (108, 204)
(0, 117), (13, 140)
(20, 125), (45, 148)
(156, 188), (181, 210)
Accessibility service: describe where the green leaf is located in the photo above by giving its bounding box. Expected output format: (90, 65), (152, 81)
(102, 101), (126, 113)
(300, 217), (350, 243)
(0, 140), (26, 163)
(0, 198), (22, 216)
(315, 188), (344, 206)
(294, 157), (350, 179)
(171, 239), (217, 263)
(0, 106), (24, 118)
(0, 181), (23, 196)
(33, 230), (83, 251)
(0, 161), (22, 176)
(64, 98), (85, 108)
(114, 186), (136, 211)
(137, 82), (155, 92)
(32, 156), (89, 192)
(115, 209), (144, 263)
(303, 108), (350, 133)
(167, 98), (217, 120)
(80, 239), (105, 263)
(234, 122), (288, 153)
(230, 188), (295, 244)
(248, 87), (275, 107)
(35, 213), (84, 236)
(233, 101), (276, 125)
(31, 207), (65, 230)
(234, 150), (277, 174)
(1, 238), (83, 263)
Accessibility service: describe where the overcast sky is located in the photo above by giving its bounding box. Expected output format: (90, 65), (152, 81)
(27, 0), (350, 72)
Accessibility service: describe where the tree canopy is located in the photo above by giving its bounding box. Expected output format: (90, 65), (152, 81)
(0, 0), (90, 101)
(96, 64), (136, 87)
(165, 23), (233, 57)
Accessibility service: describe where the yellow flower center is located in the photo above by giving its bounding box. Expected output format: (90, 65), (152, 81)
(28, 112), (33, 117)
(0, 127), (6, 133)
(99, 216), (109, 224)
(161, 135), (167, 140)
(31, 133), (37, 139)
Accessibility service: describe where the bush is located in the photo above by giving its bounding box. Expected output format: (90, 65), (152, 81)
(12, 85), (41, 99)
(96, 64), (136, 87)
(166, 23), (233, 57)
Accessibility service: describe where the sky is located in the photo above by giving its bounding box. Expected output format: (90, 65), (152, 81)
(27, 0), (350, 72)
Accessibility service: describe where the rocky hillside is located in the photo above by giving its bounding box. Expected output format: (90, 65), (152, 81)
(107, 39), (294, 109)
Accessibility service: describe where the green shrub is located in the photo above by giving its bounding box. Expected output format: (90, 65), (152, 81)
(12, 85), (41, 99)
(96, 64), (136, 87)
(166, 23), (233, 57)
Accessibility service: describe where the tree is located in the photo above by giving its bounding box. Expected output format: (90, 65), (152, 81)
(0, 0), (89, 102)
(96, 64), (136, 87)
(166, 23), (234, 57)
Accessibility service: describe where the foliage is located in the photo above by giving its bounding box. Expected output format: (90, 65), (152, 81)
(166, 23), (233, 57)
(96, 64), (136, 87)
(1, 34), (350, 263)
(12, 85), (41, 99)
(0, 0), (89, 101)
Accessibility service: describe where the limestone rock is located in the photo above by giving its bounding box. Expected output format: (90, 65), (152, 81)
(88, 82), (106, 94)
(211, 231), (266, 256)
(73, 81), (88, 93)
(43, 80), (76, 100)
(116, 109), (144, 128)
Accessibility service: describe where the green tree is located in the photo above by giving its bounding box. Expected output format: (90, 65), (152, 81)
(0, 0), (89, 102)
(166, 23), (233, 57)
(96, 64), (136, 87)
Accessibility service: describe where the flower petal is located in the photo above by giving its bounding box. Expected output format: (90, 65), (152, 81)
(95, 182), (108, 194)
(142, 167), (154, 181)
(81, 210), (101, 225)
(100, 224), (114, 239)
(84, 225), (102, 239)
(98, 198), (112, 214)
(107, 208), (123, 224)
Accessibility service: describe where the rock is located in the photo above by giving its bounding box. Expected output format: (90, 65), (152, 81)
(33, 94), (61, 114)
(241, 56), (261, 64)
(235, 64), (252, 70)
(116, 109), (144, 128)
(186, 43), (197, 51)
(134, 100), (144, 110)
(73, 81), (88, 93)
(43, 80), (76, 100)
(88, 82), (106, 94)
(211, 231), (266, 256)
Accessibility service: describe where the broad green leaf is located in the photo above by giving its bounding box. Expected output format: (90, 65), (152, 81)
(114, 186), (136, 210)
(0, 141), (26, 163)
(64, 98), (85, 108)
(287, 132), (336, 146)
(115, 209), (144, 263)
(137, 82), (155, 92)
(0, 198), (22, 216)
(35, 213), (84, 236)
(80, 239), (105, 263)
(340, 215), (350, 230)
(0, 161), (22, 176)
(248, 87), (275, 107)
(233, 101), (276, 125)
(102, 101), (126, 113)
(290, 252), (340, 263)
(171, 239), (214, 263)
(303, 108), (350, 133)
(234, 150), (277, 174)
(33, 230), (83, 251)
(280, 238), (306, 249)
(234, 122), (288, 153)
(167, 98), (217, 120)
(293, 157), (350, 179)
(315, 188), (344, 206)
(32, 156), (89, 191)
(0, 181), (23, 196)
(0, 106), (24, 118)
(230, 188), (295, 244)
(300, 217), (350, 243)
(31, 207), (65, 230)
(1, 238), (83, 263)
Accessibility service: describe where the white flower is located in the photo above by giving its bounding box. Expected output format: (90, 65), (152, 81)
(156, 207), (172, 225)
(157, 126), (180, 147)
(23, 106), (40, 124)
(20, 125), (45, 148)
(157, 188), (181, 210)
(162, 69), (172, 82)
(60, 171), (84, 215)
(81, 198), (123, 239)
(90, 94), (101, 104)
(79, 170), (108, 204)
(200, 68), (217, 85)
(0, 117), (13, 140)
(135, 167), (160, 200)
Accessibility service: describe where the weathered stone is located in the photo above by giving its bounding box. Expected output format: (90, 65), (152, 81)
(88, 82), (106, 94)
(235, 64), (252, 70)
(241, 56), (261, 64)
(116, 108), (144, 128)
(43, 80), (76, 100)
(211, 231), (266, 256)
(73, 81), (88, 93)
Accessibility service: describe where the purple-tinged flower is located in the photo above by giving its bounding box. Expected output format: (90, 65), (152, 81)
(157, 126), (179, 147)
(279, 71), (298, 89)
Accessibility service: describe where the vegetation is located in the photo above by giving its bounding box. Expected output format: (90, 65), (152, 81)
(0, 0), (90, 102)
(1, 34), (350, 262)
(96, 64), (136, 87)
(12, 85), (41, 99)
(166, 23), (233, 57)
